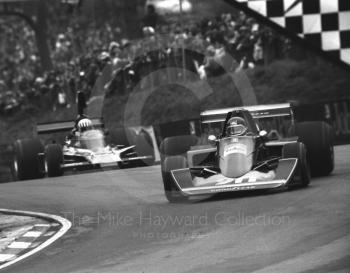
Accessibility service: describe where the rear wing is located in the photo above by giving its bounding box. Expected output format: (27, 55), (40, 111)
(200, 103), (293, 124)
(36, 118), (104, 135)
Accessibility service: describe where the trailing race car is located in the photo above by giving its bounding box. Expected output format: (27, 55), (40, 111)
(12, 92), (155, 180)
(12, 120), (155, 180)
(160, 103), (334, 203)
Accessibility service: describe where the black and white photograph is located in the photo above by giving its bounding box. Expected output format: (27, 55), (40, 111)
(0, 0), (349, 272)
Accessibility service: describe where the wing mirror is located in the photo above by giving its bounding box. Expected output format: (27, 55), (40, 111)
(208, 135), (218, 144)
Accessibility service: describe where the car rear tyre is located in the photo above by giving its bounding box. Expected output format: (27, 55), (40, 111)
(13, 138), (44, 180)
(282, 142), (310, 188)
(293, 121), (334, 176)
(162, 155), (188, 203)
(45, 144), (63, 177)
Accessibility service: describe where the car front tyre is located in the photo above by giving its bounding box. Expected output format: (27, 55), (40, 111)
(45, 144), (64, 177)
(282, 142), (311, 188)
(135, 130), (155, 167)
(162, 155), (189, 203)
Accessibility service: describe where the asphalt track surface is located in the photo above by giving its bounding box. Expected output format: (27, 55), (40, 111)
(0, 146), (349, 273)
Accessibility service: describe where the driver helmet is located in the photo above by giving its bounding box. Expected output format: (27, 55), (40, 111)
(77, 118), (92, 132)
(226, 116), (248, 136)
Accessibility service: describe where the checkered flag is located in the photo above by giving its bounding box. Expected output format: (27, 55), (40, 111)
(229, 0), (350, 66)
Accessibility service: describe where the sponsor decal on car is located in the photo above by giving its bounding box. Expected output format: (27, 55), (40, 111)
(223, 143), (247, 157)
(209, 185), (256, 193)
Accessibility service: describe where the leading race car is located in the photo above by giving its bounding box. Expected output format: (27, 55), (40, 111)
(160, 103), (334, 203)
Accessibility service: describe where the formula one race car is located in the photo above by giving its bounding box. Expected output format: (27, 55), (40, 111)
(12, 120), (155, 180)
(12, 93), (155, 180)
(160, 103), (334, 203)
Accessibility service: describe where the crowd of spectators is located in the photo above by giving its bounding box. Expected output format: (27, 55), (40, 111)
(0, 4), (289, 116)
(103, 9), (286, 96)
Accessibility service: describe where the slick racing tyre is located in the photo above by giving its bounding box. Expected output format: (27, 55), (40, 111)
(135, 130), (155, 166)
(160, 135), (197, 202)
(162, 155), (188, 203)
(160, 135), (197, 159)
(13, 138), (45, 180)
(282, 142), (310, 188)
(45, 144), (64, 177)
(293, 121), (334, 176)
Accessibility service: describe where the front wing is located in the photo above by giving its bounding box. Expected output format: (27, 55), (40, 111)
(61, 155), (154, 169)
(171, 158), (298, 196)
(61, 147), (154, 169)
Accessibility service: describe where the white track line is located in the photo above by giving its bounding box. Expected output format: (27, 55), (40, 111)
(22, 231), (42, 238)
(0, 209), (71, 270)
(7, 241), (32, 249)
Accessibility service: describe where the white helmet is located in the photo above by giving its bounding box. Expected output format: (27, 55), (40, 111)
(77, 118), (92, 132)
